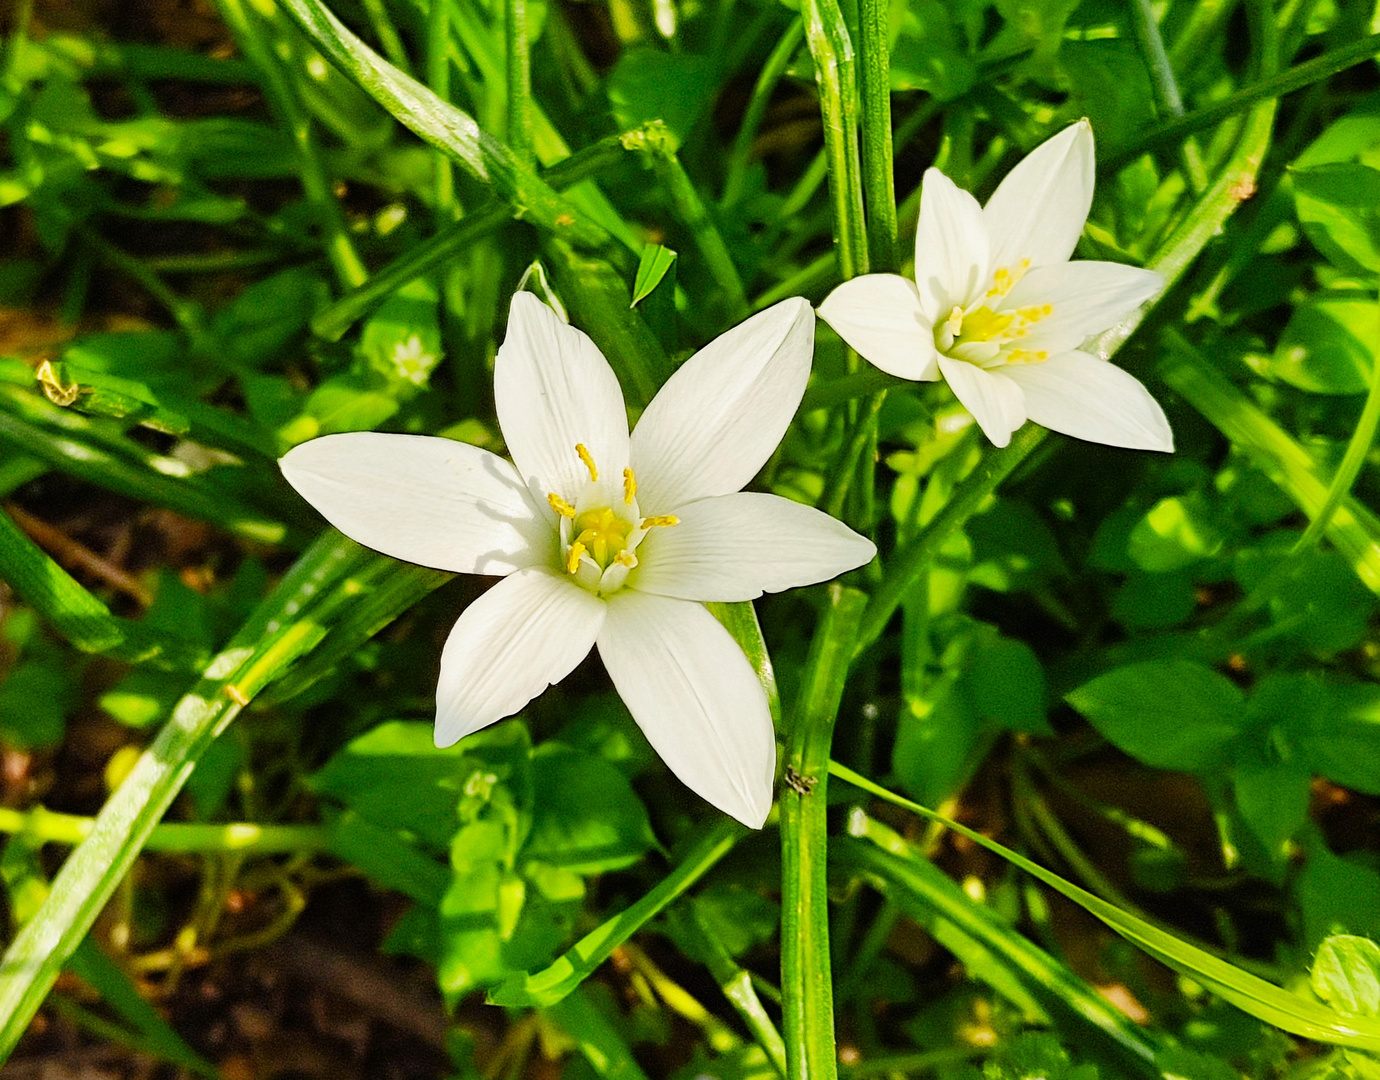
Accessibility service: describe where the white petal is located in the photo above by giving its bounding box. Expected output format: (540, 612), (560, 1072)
(597, 591), (775, 828)
(281, 432), (551, 576)
(1003, 351), (1174, 452)
(984, 120), (1095, 272)
(495, 292), (630, 502)
(817, 274), (938, 381)
(914, 167), (990, 318)
(435, 566), (605, 746)
(629, 298), (813, 512)
(1002, 261), (1162, 354)
(630, 492), (877, 602)
(937, 356), (1028, 448)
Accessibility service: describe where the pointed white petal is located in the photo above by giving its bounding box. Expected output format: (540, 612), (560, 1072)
(818, 274), (938, 381)
(597, 591), (775, 828)
(631, 492), (877, 602)
(984, 120), (1095, 272)
(1002, 261), (1162, 354)
(281, 432), (551, 575)
(937, 356), (1027, 448)
(630, 298), (814, 512)
(434, 567), (605, 746)
(1003, 351), (1174, 452)
(495, 292), (630, 502)
(914, 168), (990, 317)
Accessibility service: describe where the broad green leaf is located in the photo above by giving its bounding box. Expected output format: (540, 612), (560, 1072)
(1313, 936), (1380, 1017)
(607, 50), (716, 151)
(526, 744), (656, 874)
(1298, 837), (1380, 950)
(888, 0), (975, 101)
(1296, 680), (1380, 795)
(690, 884), (780, 959)
(1293, 163), (1380, 273)
(0, 658), (77, 749)
(1127, 493), (1224, 572)
(358, 276), (443, 389)
(1272, 294), (1376, 394)
(1233, 763), (1311, 856)
(1066, 660), (1248, 771)
(630, 243), (677, 307)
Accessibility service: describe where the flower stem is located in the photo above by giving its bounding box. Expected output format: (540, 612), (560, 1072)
(800, 0), (869, 281)
(856, 0), (896, 272)
(505, 0), (534, 170)
(781, 585), (868, 1080)
(722, 18), (805, 208)
(426, 0), (456, 216)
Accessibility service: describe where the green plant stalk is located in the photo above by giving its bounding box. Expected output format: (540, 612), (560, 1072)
(426, 0), (456, 216)
(213, 0), (367, 291)
(487, 817), (744, 1007)
(0, 535), (453, 1058)
(505, 0), (534, 170)
(722, 17), (805, 207)
(856, 0), (897, 272)
(1159, 333), (1380, 595)
(1126, 0), (1207, 191)
(622, 124), (748, 318)
(800, 0), (869, 281)
(678, 910), (789, 1077)
(312, 130), (638, 341)
(0, 505), (204, 670)
(279, 0), (612, 251)
(831, 763), (1380, 1052)
(0, 805), (330, 854)
(1103, 32), (1380, 171)
(357, 0), (413, 74)
(781, 585), (867, 1080)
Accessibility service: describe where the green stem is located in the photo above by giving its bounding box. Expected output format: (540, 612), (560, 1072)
(1103, 32), (1379, 172)
(505, 0), (534, 170)
(358, 0), (413, 75)
(426, 0), (456, 216)
(1127, 0), (1207, 190)
(781, 585), (868, 1080)
(800, 0), (868, 280)
(857, 0), (897, 271)
(722, 18), (805, 207)
(0, 805), (329, 854)
(214, 0), (368, 290)
(623, 123), (748, 318)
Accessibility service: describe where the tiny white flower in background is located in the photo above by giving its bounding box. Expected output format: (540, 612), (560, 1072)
(281, 293), (876, 828)
(818, 120), (1173, 452)
(390, 334), (435, 386)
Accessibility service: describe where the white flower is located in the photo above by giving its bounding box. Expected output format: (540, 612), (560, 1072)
(280, 294), (876, 828)
(818, 121), (1173, 452)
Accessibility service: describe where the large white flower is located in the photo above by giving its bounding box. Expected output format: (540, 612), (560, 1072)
(280, 293), (876, 828)
(818, 120), (1173, 452)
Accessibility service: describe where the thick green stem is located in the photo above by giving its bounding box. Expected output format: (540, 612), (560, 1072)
(505, 0), (534, 169)
(856, 0), (896, 271)
(781, 585), (868, 1080)
(800, 0), (868, 281)
(426, 0), (456, 216)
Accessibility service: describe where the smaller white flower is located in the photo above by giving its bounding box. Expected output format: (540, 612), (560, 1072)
(280, 294), (876, 828)
(818, 120), (1173, 452)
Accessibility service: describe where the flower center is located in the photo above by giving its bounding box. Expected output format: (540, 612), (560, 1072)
(934, 261), (1053, 369)
(546, 444), (677, 595)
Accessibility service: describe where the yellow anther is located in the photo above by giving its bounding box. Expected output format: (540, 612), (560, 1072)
(640, 515), (679, 529)
(614, 550), (637, 568)
(944, 306), (964, 337)
(575, 443), (598, 481)
(565, 541), (587, 574)
(548, 492), (577, 518)
(994, 267), (1010, 281)
(623, 467), (637, 505)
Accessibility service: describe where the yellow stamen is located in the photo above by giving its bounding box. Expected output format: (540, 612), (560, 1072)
(575, 443), (598, 481)
(565, 541), (587, 574)
(614, 550), (637, 568)
(548, 493), (576, 518)
(623, 467), (637, 505)
(944, 306), (964, 337)
(640, 515), (679, 529)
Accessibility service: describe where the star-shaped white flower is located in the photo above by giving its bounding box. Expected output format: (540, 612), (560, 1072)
(819, 120), (1173, 452)
(280, 294), (876, 828)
